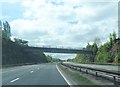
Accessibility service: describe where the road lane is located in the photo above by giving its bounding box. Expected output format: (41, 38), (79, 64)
(2, 64), (45, 85)
(2, 63), (69, 85)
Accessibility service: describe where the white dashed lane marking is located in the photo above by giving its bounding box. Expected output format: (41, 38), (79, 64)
(30, 71), (34, 73)
(10, 78), (19, 83)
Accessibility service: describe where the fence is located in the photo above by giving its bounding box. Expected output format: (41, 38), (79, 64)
(61, 62), (120, 86)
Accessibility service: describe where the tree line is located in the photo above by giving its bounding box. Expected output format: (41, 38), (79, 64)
(1, 20), (49, 66)
(0, 20), (29, 46)
(47, 55), (61, 62)
(67, 32), (120, 65)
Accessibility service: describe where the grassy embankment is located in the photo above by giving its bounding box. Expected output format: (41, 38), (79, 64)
(2, 38), (48, 67)
(58, 64), (104, 87)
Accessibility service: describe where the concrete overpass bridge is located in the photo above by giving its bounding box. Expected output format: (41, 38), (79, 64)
(24, 46), (93, 54)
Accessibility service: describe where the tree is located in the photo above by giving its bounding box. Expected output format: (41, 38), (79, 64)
(114, 52), (120, 64)
(92, 43), (98, 54)
(67, 59), (70, 61)
(112, 31), (116, 43)
(95, 41), (111, 64)
(109, 33), (113, 47)
(0, 20), (2, 38)
(109, 32), (117, 48)
(86, 43), (91, 50)
(14, 38), (28, 46)
(52, 58), (61, 62)
(96, 51), (109, 64)
(3, 21), (11, 39)
(94, 37), (101, 47)
(95, 45), (110, 64)
(46, 55), (61, 62)
(47, 55), (52, 62)
(0, 20), (2, 30)
(2, 30), (7, 39)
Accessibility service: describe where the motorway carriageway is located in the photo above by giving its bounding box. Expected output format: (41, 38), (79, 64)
(1, 63), (69, 86)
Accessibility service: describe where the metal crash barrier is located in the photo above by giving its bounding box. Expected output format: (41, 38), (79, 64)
(61, 63), (120, 86)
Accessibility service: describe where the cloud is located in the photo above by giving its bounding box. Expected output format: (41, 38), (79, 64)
(5, 0), (118, 59)
(0, 0), (21, 3)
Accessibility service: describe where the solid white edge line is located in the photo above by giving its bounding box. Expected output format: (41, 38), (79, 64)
(56, 64), (71, 85)
(10, 78), (19, 83)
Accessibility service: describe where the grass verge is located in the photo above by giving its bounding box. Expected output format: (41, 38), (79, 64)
(58, 63), (97, 86)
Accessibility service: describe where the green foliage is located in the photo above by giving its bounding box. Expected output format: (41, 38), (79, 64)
(2, 38), (48, 65)
(68, 54), (91, 63)
(95, 42), (111, 63)
(109, 32), (117, 47)
(0, 20), (11, 40)
(68, 32), (119, 65)
(47, 55), (61, 62)
(109, 33), (113, 47)
(86, 43), (91, 50)
(86, 42), (98, 55)
(52, 58), (61, 62)
(92, 43), (98, 54)
(2, 30), (7, 39)
(1, 20), (48, 65)
(112, 31), (116, 43)
(96, 51), (109, 63)
(67, 59), (72, 61)
(3, 21), (11, 39)
(68, 42), (98, 63)
(94, 37), (101, 47)
(47, 55), (52, 62)
(94, 31), (118, 64)
(14, 38), (28, 46)
(114, 52), (120, 64)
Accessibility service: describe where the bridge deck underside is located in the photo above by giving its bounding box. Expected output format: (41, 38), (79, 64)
(24, 47), (93, 54)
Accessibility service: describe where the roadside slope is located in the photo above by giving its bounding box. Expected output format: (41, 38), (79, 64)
(2, 38), (48, 66)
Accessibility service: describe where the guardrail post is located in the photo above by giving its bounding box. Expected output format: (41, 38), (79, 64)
(80, 68), (81, 72)
(95, 72), (98, 80)
(61, 63), (120, 84)
(95, 72), (98, 77)
(96, 72), (97, 76)
(113, 76), (117, 85)
(86, 70), (88, 74)
(76, 67), (77, 70)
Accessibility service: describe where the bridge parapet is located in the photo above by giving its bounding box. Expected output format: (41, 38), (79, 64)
(28, 45), (83, 50)
(24, 46), (93, 54)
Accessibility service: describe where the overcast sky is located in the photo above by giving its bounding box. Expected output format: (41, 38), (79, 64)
(1, 0), (119, 60)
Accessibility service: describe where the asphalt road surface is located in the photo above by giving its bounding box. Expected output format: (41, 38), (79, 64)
(1, 63), (69, 86)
